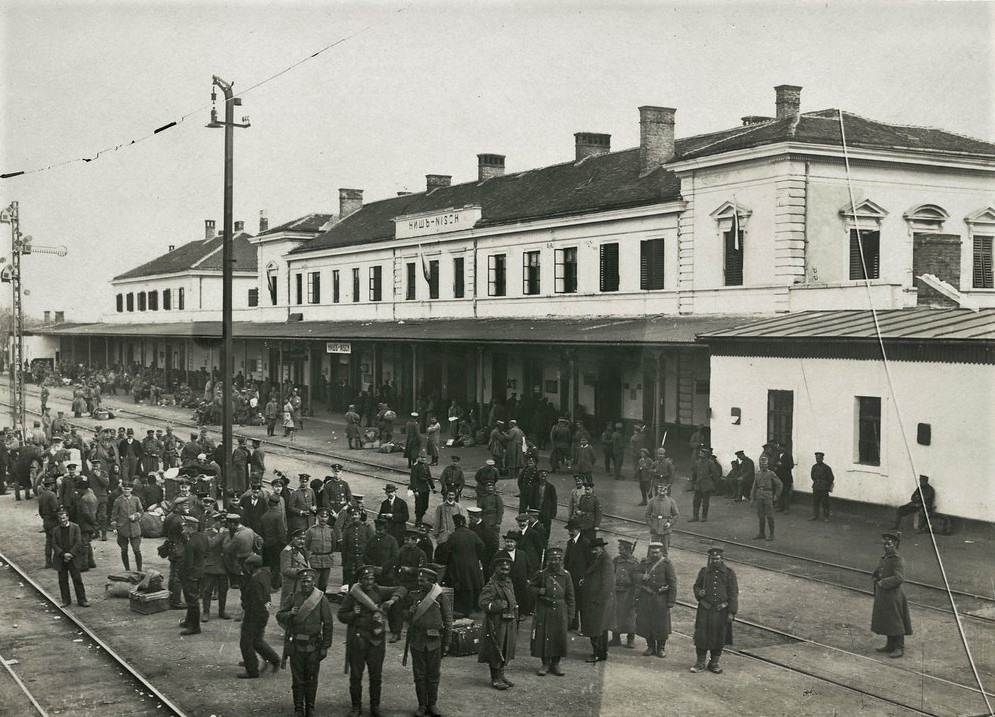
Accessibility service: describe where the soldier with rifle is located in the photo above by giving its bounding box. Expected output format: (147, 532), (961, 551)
(277, 567), (335, 717)
(403, 563), (452, 717)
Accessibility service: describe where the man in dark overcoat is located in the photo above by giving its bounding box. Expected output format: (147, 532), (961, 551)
(635, 541), (677, 657)
(528, 546), (575, 676)
(609, 538), (640, 649)
(408, 455), (435, 527)
(527, 469), (558, 537)
(691, 547), (738, 674)
(377, 483), (409, 544)
(497, 531), (536, 618)
(478, 554), (518, 690)
(563, 520), (590, 631)
(580, 537), (615, 662)
(871, 532), (913, 658)
(404, 413), (422, 467)
(435, 514), (485, 618)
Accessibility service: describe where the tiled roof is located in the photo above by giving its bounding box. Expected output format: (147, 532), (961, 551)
(257, 213), (334, 237)
(698, 309), (995, 342)
(292, 148), (682, 254)
(675, 110), (995, 161)
(113, 232), (256, 281)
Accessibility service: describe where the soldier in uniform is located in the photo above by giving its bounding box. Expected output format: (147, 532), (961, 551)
(408, 454), (435, 527)
(140, 429), (161, 475)
(281, 529), (312, 608)
(574, 480), (602, 542)
(321, 464), (352, 513)
(750, 455), (783, 541)
(691, 547), (738, 674)
(304, 507), (336, 594)
(478, 554), (518, 690)
(635, 541), (677, 657)
(277, 567), (335, 717)
(161, 427), (179, 469)
(111, 479), (144, 572)
(365, 518), (400, 584)
(179, 515), (208, 635)
(609, 538), (640, 649)
(201, 510), (232, 621)
(871, 532), (913, 658)
(260, 493), (288, 591)
(580, 537), (615, 662)
(338, 565), (407, 717)
(289, 473), (317, 535)
(439, 455), (465, 502)
(341, 506), (371, 588)
(527, 469), (557, 538)
(391, 528), (428, 641)
(435, 513), (485, 618)
(231, 436), (251, 495)
(690, 445), (720, 522)
(38, 475), (60, 567)
(528, 546), (574, 676)
(405, 564), (452, 717)
(645, 483), (679, 554)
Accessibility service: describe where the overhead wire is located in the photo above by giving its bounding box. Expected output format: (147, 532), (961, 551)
(837, 109), (993, 716)
(1, 5), (409, 181)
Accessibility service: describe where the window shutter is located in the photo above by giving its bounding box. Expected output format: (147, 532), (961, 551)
(640, 239), (665, 290)
(248, 288), (259, 307)
(312, 273), (320, 303)
(600, 243), (619, 291)
(974, 236), (994, 289)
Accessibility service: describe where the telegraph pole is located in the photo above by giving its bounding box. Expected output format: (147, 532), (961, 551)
(207, 76), (249, 495)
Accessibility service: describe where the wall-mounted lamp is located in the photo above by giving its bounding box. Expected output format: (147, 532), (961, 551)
(731, 407), (741, 425)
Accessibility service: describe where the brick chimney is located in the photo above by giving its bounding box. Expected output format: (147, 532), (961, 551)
(477, 154), (505, 181)
(775, 85), (802, 120)
(55, 311), (64, 323)
(339, 188), (364, 219)
(43, 311), (51, 324)
(575, 133), (611, 160)
(639, 106), (676, 175)
(204, 219), (215, 241)
(259, 210), (269, 233)
(234, 220), (244, 233)
(426, 175), (452, 192)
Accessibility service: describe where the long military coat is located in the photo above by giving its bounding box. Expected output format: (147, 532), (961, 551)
(613, 555), (641, 633)
(871, 552), (913, 636)
(580, 550), (616, 635)
(635, 556), (677, 641)
(528, 567), (575, 659)
(478, 574), (518, 667)
(692, 563), (738, 650)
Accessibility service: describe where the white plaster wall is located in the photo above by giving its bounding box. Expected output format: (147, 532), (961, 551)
(709, 353), (995, 521)
(105, 274), (255, 323)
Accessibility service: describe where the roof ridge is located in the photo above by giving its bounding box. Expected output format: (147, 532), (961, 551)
(675, 120), (782, 158)
(807, 109), (994, 146)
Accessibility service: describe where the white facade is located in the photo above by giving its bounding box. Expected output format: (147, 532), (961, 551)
(708, 353), (995, 522)
(107, 272), (257, 324)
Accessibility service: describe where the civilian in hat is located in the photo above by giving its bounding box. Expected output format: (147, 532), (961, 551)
(574, 480), (602, 542)
(119, 427), (143, 480)
(691, 547), (738, 674)
(289, 473), (317, 535)
(321, 465), (352, 513)
(473, 458), (500, 489)
(406, 563), (452, 717)
(404, 412), (423, 468)
(377, 483), (409, 544)
(733, 449), (755, 502)
(365, 518), (400, 584)
(53, 507), (89, 607)
(487, 420), (508, 474)
(240, 481), (269, 535)
(496, 531), (535, 618)
(872, 532), (913, 658)
(408, 454), (435, 528)
(690, 445), (721, 522)
(549, 417), (572, 473)
(580, 537), (616, 662)
(750, 455), (783, 541)
(179, 514), (208, 634)
(111, 480), (144, 572)
(435, 513), (484, 618)
(478, 553), (518, 690)
(563, 520), (590, 631)
(636, 541), (677, 658)
(338, 565), (408, 717)
(432, 489), (467, 547)
(809, 452), (835, 522)
(277, 567), (334, 714)
(439, 455), (465, 502)
(609, 538), (640, 649)
(202, 510), (233, 621)
(514, 513), (543, 570)
(528, 545), (574, 676)
(527, 469), (557, 537)
(260, 493), (289, 591)
(304, 507), (336, 595)
(38, 475), (61, 567)
(281, 529), (312, 609)
(237, 553), (281, 679)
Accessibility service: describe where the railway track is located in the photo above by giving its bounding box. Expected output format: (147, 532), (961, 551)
(0, 551), (189, 717)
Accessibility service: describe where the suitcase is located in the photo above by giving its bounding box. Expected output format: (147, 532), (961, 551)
(128, 589), (171, 615)
(449, 620), (481, 657)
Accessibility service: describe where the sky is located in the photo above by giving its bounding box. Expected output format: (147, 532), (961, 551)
(1, 0), (992, 322)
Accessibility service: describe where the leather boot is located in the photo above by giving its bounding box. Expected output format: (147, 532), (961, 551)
(642, 640), (656, 656)
(135, 554), (143, 572)
(690, 660), (707, 673)
(499, 670), (514, 687)
(607, 633), (622, 647)
(707, 656), (723, 673)
(625, 634), (635, 649)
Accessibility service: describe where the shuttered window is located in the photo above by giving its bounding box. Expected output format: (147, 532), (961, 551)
(428, 260), (440, 299)
(148, 290), (158, 311)
(973, 235), (994, 289)
(178, 287), (185, 310)
(406, 262), (416, 300)
(294, 273), (303, 305)
(453, 257), (465, 298)
(352, 268), (360, 303)
(640, 238), (665, 290)
(138, 291), (147, 311)
(849, 229), (880, 280)
(126, 293), (134, 312)
(600, 243), (620, 292)
(247, 288), (259, 307)
(116, 294), (123, 312)
(724, 228), (744, 286)
(163, 289), (172, 310)
(307, 272), (320, 304)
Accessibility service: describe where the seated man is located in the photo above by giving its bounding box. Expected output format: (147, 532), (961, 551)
(893, 475), (936, 533)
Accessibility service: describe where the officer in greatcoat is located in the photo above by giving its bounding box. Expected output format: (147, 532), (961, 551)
(871, 532), (913, 658)
(691, 547), (738, 674)
(579, 537), (616, 662)
(289, 473), (317, 535)
(528, 546), (575, 676)
(304, 507), (336, 594)
(280, 529), (312, 608)
(435, 513), (484, 618)
(635, 541), (677, 657)
(609, 537), (641, 649)
(405, 564), (452, 717)
(341, 506), (371, 588)
(277, 567), (335, 717)
(478, 554), (518, 690)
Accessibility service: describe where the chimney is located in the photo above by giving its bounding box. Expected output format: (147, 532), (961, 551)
(574, 133), (611, 161)
(339, 188), (364, 219)
(55, 311), (64, 324)
(477, 154), (505, 181)
(204, 219), (215, 241)
(168, 244), (175, 252)
(426, 175), (451, 192)
(234, 220), (244, 233)
(43, 311), (51, 324)
(639, 106), (676, 175)
(259, 210), (269, 233)
(775, 84), (802, 120)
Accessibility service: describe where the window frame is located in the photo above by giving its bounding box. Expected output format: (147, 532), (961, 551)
(972, 234), (994, 289)
(148, 290), (158, 311)
(126, 293), (134, 312)
(523, 250), (541, 295)
(294, 273), (304, 305)
(856, 395), (882, 466)
(453, 256), (465, 298)
(163, 288), (171, 311)
(116, 293), (124, 312)
(406, 262), (417, 300)
(723, 227), (745, 286)
(369, 265), (383, 302)
(555, 247), (578, 294)
(247, 288), (259, 307)
(600, 242), (620, 292)
(265, 263), (278, 305)
(639, 238), (666, 290)
(307, 271), (321, 304)
(332, 269), (341, 303)
(849, 228), (881, 281)
(428, 259), (440, 299)
(352, 268), (360, 303)
(137, 291), (147, 312)
(177, 287), (185, 310)
(488, 254), (507, 297)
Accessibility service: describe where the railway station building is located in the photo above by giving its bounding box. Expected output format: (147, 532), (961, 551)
(45, 85), (995, 520)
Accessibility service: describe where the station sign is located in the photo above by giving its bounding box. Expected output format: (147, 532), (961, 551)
(326, 342), (352, 354)
(394, 205), (482, 240)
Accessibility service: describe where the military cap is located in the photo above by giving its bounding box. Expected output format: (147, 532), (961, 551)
(225, 512), (242, 522)
(357, 565), (377, 579)
(405, 529), (421, 539)
(647, 541), (665, 550)
(182, 515), (200, 525)
(65, 463), (78, 470)
(417, 454), (429, 463)
(617, 538), (636, 547)
(485, 459), (496, 466)
(330, 463), (343, 471)
(190, 432), (199, 439)
(545, 546), (564, 556)
(526, 508), (539, 516)
(172, 495), (194, 506)
(251, 438), (261, 446)
(588, 538), (608, 549)
(503, 530), (522, 541)
(52, 435), (64, 442)
(417, 522), (430, 532)
(268, 493), (281, 505)
(298, 473), (310, 480)
(491, 554), (513, 566)
(374, 516), (388, 525)
(250, 481), (263, 489)
(244, 554), (263, 567)
(583, 478), (595, 487)
(450, 455), (461, 461)
(538, 469), (549, 478)
(508, 419), (517, 425)
(297, 567), (316, 579)
(465, 506), (482, 514)
(290, 528), (306, 539)
(515, 513), (529, 522)
(384, 483), (397, 492)
(196, 453), (207, 462)
(352, 494), (364, 502)
(881, 532), (901, 542)
(146, 429), (155, 435)
(418, 565), (439, 580)
(814, 451), (825, 456)
(126, 428), (135, 435)
(316, 506), (330, 516)
(43, 475), (57, 485)
(614, 422), (623, 428)
(411, 412), (419, 418)
(706, 546), (724, 556)
(56, 506), (69, 516)
(237, 436), (247, 444)
(735, 449), (746, 456)
(176, 474), (191, 485)
(495, 420), (504, 426)
(557, 417), (568, 423)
